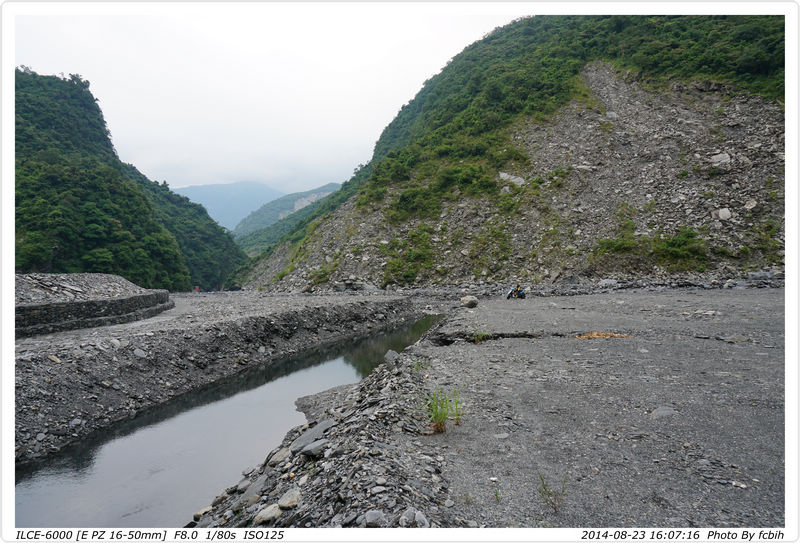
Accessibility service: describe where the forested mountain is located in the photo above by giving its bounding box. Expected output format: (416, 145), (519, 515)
(173, 181), (284, 230)
(15, 68), (248, 291)
(241, 15), (785, 290)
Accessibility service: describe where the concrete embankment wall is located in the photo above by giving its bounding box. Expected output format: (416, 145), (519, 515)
(15, 290), (174, 338)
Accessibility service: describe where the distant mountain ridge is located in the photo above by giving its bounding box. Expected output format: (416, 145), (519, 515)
(174, 181), (285, 230)
(233, 183), (340, 237)
(232, 183), (341, 257)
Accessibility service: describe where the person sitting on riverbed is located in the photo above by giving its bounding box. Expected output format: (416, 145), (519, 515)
(506, 284), (526, 299)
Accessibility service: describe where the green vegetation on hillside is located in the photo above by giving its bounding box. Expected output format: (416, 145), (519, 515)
(359, 15), (783, 222)
(241, 15), (783, 285)
(15, 68), (248, 290)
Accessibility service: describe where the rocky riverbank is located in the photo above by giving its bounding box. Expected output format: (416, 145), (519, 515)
(14, 291), (427, 468)
(191, 285), (784, 528)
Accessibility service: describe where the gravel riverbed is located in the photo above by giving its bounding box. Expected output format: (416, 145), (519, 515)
(189, 285), (785, 529)
(13, 279), (786, 528)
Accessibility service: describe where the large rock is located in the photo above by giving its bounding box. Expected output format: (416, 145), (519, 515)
(266, 447), (291, 467)
(253, 504), (282, 524)
(365, 509), (387, 527)
(289, 419), (336, 453)
(278, 487), (302, 509)
(299, 438), (328, 458)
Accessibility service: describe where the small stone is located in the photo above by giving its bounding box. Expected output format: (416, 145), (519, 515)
(253, 504), (282, 524)
(371, 485), (387, 495)
(69, 418), (83, 427)
(710, 152), (731, 165)
(399, 508), (416, 527)
(193, 506), (212, 521)
(365, 510), (386, 528)
(493, 433), (510, 440)
(278, 487), (302, 509)
(460, 296), (478, 308)
(651, 406), (676, 419)
(744, 199), (757, 210)
(444, 499), (455, 508)
(236, 478), (251, 493)
(36, 433), (46, 441)
(384, 350), (400, 365)
(47, 355), (61, 364)
(414, 511), (430, 528)
(133, 348), (147, 358)
(499, 172), (525, 186)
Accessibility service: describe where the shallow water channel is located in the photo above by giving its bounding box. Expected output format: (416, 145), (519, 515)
(15, 314), (440, 527)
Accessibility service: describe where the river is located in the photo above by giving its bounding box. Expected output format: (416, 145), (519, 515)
(15, 314), (440, 527)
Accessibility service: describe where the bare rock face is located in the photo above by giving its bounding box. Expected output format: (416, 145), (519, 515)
(245, 62), (784, 291)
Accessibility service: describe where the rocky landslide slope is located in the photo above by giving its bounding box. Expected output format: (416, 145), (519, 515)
(245, 62), (784, 292)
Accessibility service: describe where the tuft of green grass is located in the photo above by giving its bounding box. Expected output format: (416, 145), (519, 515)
(427, 389), (450, 433)
(425, 387), (465, 433)
(538, 473), (567, 513)
(413, 357), (431, 372)
(451, 387), (464, 425)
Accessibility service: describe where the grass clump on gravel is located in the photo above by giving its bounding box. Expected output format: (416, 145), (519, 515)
(537, 473), (567, 513)
(425, 387), (465, 433)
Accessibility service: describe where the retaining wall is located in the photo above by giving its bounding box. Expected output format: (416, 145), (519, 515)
(15, 290), (174, 338)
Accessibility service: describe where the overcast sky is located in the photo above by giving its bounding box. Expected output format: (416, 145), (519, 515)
(11, 2), (541, 193)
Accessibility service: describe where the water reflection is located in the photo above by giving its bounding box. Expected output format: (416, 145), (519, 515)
(15, 314), (441, 527)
